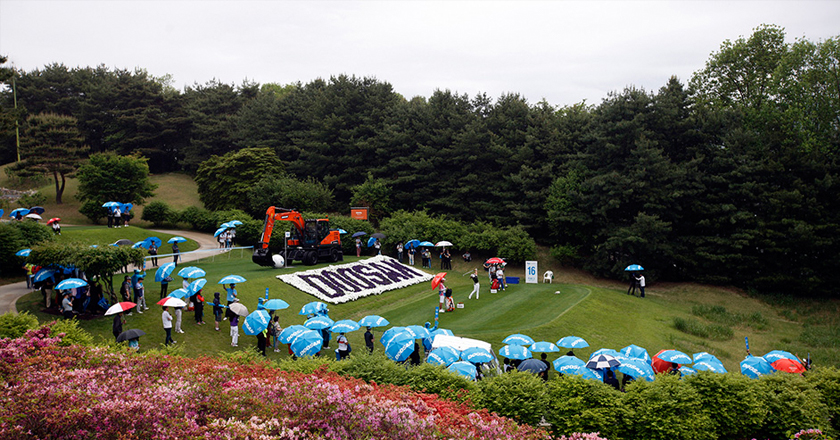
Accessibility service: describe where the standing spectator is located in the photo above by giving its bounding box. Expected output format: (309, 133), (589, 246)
(409, 342), (421, 366)
(113, 207), (122, 228)
(162, 306), (174, 345)
(256, 328), (267, 356)
(148, 242), (158, 267)
(271, 316), (283, 352)
(635, 273), (646, 298)
(122, 208), (130, 227)
(441, 249), (451, 270)
(230, 310), (239, 347)
(408, 247), (415, 265)
(160, 275), (172, 299)
(374, 239), (381, 255)
(229, 229), (236, 247)
(364, 326), (374, 353)
(355, 237), (362, 257)
(218, 232), (225, 248)
(539, 353), (551, 381)
(174, 305), (184, 334)
(42, 279), (53, 308)
(213, 292), (223, 331)
(112, 312), (124, 341)
(172, 242), (180, 264)
(107, 208), (114, 228)
(225, 283), (238, 307)
(120, 276), (131, 302)
(24, 263), (34, 289)
(468, 268), (480, 299)
(337, 332), (350, 360)
(134, 277), (147, 313)
(225, 231), (232, 249)
(396, 242), (404, 263)
(192, 291), (205, 325)
(496, 265), (506, 291)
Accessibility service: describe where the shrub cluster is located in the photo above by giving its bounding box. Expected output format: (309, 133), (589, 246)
(0, 220), (53, 275)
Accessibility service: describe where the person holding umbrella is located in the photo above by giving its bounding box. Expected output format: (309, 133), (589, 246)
(635, 273), (646, 298)
(162, 306), (174, 345)
(149, 242), (158, 267)
(61, 292), (74, 319)
(229, 300), (240, 347)
(365, 326), (374, 353)
(172, 242), (180, 264)
(355, 236), (362, 257)
(112, 311), (124, 342)
(225, 283), (238, 307)
(192, 289), (205, 325)
(213, 292), (223, 331)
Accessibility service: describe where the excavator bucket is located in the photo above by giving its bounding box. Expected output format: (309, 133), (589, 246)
(252, 247), (275, 267)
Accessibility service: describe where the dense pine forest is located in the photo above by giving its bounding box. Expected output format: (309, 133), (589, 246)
(1, 25), (838, 296)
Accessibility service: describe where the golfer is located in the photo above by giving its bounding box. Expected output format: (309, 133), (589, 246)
(468, 268), (480, 299)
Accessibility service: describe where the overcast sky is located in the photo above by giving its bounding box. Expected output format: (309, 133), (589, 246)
(1, 1), (838, 107)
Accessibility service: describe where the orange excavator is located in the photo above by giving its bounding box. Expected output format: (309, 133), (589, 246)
(252, 207), (343, 267)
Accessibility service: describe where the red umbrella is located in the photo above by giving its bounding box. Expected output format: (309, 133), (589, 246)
(105, 302), (136, 316)
(47, 217), (61, 224)
(156, 297), (187, 308)
(771, 358), (806, 373)
(431, 272), (447, 290)
(486, 257), (505, 265)
(651, 349), (680, 374)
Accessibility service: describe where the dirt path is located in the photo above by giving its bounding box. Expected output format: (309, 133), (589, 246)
(0, 229), (220, 314)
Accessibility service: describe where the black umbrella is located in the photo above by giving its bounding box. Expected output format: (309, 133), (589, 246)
(114, 239), (134, 246)
(351, 231), (367, 238)
(116, 329), (146, 343)
(371, 233), (386, 240)
(517, 358), (548, 374)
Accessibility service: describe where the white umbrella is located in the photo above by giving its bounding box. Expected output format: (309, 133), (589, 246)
(435, 241), (453, 247)
(156, 297), (187, 308)
(24, 213), (42, 220)
(229, 302), (249, 316)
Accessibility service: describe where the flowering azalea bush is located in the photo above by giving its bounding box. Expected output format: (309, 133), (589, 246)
(0, 326), (551, 440)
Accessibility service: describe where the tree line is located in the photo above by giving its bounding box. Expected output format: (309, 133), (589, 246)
(1, 25), (838, 295)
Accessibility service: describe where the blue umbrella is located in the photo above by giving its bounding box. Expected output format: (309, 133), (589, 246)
(102, 202), (120, 208)
(499, 344), (532, 360)
(616, 358), (656, 382)
(656, 349), (693, 364)
(0, 209), (4, 218)
(120, 203), (133, 212)
(351, 231), (367, 238)
(9, 208), (30, 218)
(461, 347), (494, 364)
(384, 338), (415, 362)
(567, 365), (603, 381)
(304, 316), (335, 330)
(531, 341), (561, 353)
(404, 239), (420, 249)
(187, 278), (207, 295)
(331, 319), (361, 333)
(178, 266), (206, 279)
(219, 222), (236, 229)
(621, 344), (651, 363)
(145, 237), (162, 248)
(167, 236), (187, 244)
(380, 327), (413, 346)
(358, 315), (390, 328)
(430, 328), (454, 338)
(405, 325), (431, 340)
(218, 275), (247, 284)
(278, 325), (310, 344)
(552, 355), (586, 374)
(624, 264), (644, 271)
(427, 347), (461, 366)
(214, 227), (228, 237)
(586, 354), (621, 370)
(299, 301), (328, 315)
(367, 237), (377, 247)
(679, 366), (697, 376)
(132, 240), (150, 249)
(448, 361), (477, 380)
(762, 350), (799, 363)
(741, 356), (774, 379)
(692, 352), (719, 364)
(693, 361), (727, 374)
(556, 336), (590, 349)
(228, 220), (243, 226)
(155, 263), (176, 282)
(28, 206), (45, 215)
(337, 229), (347, 234)
(33, 268), (57, 283)
(291, 330), (324, 357)
(263, 299), (290, 310)
(168, 288), (189, 300)
(56, 278), (88, 290)
(418, 241), (434, 247)
(15, 249), (31, 257)
(590, 348), (622, 359)
(243, 310), (271, 335)
(503, 334), (535, 346)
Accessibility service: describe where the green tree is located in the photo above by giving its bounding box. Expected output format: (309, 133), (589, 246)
(75, 152), (157, 205)
(246, 174), (334, 218)
(350, 172), (391, 224)
(195, 147), (284, 211)
(11, 113), (88, 204)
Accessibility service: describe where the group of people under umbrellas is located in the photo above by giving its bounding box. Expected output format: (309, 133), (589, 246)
(101, 202), (134, 228)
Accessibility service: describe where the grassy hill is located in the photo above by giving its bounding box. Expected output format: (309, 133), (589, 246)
(1, 164), (202, 225)
(17, 236), (839, 373)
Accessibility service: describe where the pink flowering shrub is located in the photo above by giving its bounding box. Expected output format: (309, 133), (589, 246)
(0, 326), (552, 439)
(791, 428), (830, 440)
(557, 433), (609, 440)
